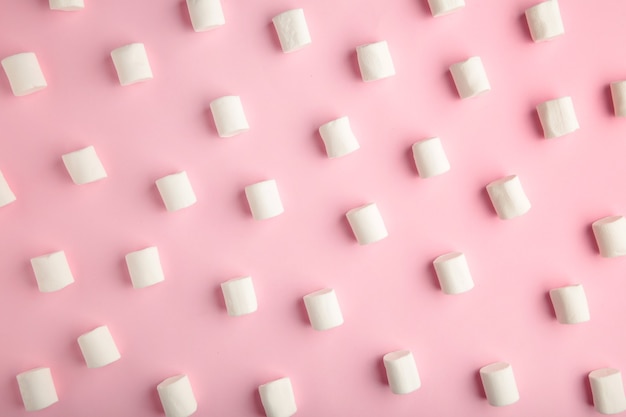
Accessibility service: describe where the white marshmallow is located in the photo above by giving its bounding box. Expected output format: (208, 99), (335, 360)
(525, 0), (565, 42)
(258, 377), (297, 417)
(272, 9), (311, 53)
(125, 246), (165, 288)
(427, 0), (465, 17)
(383, 350), (421, 395)
(536, 96), (579, 138)
(303, 288), (344, 331)
(479, 362), (520, 407)
(186, 0), (224, 32)
(356, 41), (395, 82)
(449, 56), (490, 99)
(346, 203), (388, 245)
(77, 325), (121, 368)
(49, 0), (84, 11)
(30, 250), (75, 292)
(245, 179), (284, 220)
(221, 276), (257, 316)
(412, 137), (450, 178)
(318, 116), (360, 158)
(549, 284), (590, 324)
(156, 171), (197, 212)
(16, 367), (58, 411)
(590, 368), (626, 415)
(486, 175), (531, 220)
(0, 170), (16, 207)
(611, 81), (626, 117)
(433, 252), (474, 295)
(110, 43), (153, 86)
(209, 95), (249, 137)
(157, 375), (198, 417)
(1, 52), (47, 96)
(62, 145), (107, 185)
(592, 216), (626, 258)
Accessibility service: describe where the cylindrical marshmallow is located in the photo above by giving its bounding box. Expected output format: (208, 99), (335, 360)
(110, 43), (153, 86)
(318, 116), (360, 158)
(536, 96), (579, 138)
(383, 350), (421, 395)
(209, 95), (249, 137)
(186, 0), (224, 32)
(49, 0), (84, 10)
(589, 368), (626, 415)
(449, 56), (490, 99)
(525, 0), (565, 42)
(433, 252), (474, 295)
(592, 216), (626, 258)
(77, 325), (121, 368)
(479, 362), (520, 407)
(356, 41), (396, 82)
(486, 175), (531, 220)
(1, 52), (47, 96)
(30, 250), (75, 292)
(258, 377), (297, 417)
(272, 9), (311, 53)
(221, 276), (258, 316)
(427, 0), (465, 17)
(245, 179), (284, 220)
(611, 81), (626, 118)
(549, 284), (590, 324)
(157, 375), (198, 417)
(125, 246), (165, 288)
(0, 170), (16, 207)
(156, 171), (197, 212)
(303, 288), (344, 331)
(412, 137), (450, 178)
(62, 145), (107, 185)
(16, 367), (58, 411)
(346, 203), (388, 245)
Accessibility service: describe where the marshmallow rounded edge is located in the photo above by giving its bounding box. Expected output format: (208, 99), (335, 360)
(49, 0), (84, 10)
(221, 276), (258, 316)
(0, 170), (16, 207)
(209, 95), (249, 137)
(272, 9), (311, 53)
(156, 171), (197, 212)
(303, 288), (344, 331)
(592, 215), (626, 258)
(611, 81), (626, 117)
(589, 368), (626, 415)
(186, 0), (225, 32)
(356, 41), (395, 82)
(536, 96), (579, 138)
(549, 284), (590, 324)
(479, 362), (520, 407)
(244, 179), (284, 220)
(157, 374), (198, 417)
(16, 367), (59, 411)
(319, 116), (360, 158)
(125, 246), (165, 288)
(412, 137), (450, 178)
(77, 325), (121, 368)
(346, 202), (388, 245)
(449, 56), (490, 99)
(30, 250), (75, 292)
(1, 52), (47, 96)
(62, 145), (107, 185)
(525, 0), (565, 42)
(258, 377), (297, 417)
(383, 350), (421, 395)
(433, 251), (474, 294)
(110, 43), (153, 86)
(427, 0), (465, 17)
(486, 175), (531, 220)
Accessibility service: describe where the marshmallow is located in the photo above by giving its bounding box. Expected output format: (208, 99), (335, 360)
(486, 175), (531, 220)
(433, 252), (474, 294)
(449, 56), (490, 99)
(549, 284), (590, 324)
(156, 171), (197, 212)
(536, 96), (579, 138)
(221, 276), (258, 316)
(62, 145), (107, 185)
(0, 170), (16, 207)
(49, 0), (84, 10)
(110, 43), (153, 86)
(356, 41), (395, 82)
(272, 9), (311, 53)
(30, 250), (75, 292)
(16, 367), (58, 411)
(427, 0), (465, 17)
(592, 216), (626, 258)
(77, 325), (121, 368)
(258, 377), (297, 417)
(525, 0), (565, 42)
(186, 0), (225, 32)
(412, 137), (450, 178)
(589, 368), (626, 415)
(383, 350), (421, 395)
(209, 95), (249, 137)
(318, 116), (360, 158)
(125, 246), (165, 288)
(1, 52), (47, 96)
(157, 375), (198, 417)
(245, 179), (284, 220)
(610, 81), (626, 117)
(346, 203), (388, 245)
(303, 288), (344, 331)
(479, 362), (520, 407)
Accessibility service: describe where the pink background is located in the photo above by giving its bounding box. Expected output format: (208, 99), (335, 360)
(1, 0), (626, 415)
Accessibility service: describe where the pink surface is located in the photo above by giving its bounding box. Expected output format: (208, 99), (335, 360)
(2, 0), (626, 415)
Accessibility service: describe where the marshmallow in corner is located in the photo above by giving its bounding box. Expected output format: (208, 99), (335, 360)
(1, 52), (47, 96)
(610, 81), (626, 117)
(110, 43), (153, 86)
(157, 374), (198, 417)
(592, 215), (626, 258)
(356, 41), (395, 82)
(0, 170), (16, 208)
(272, 9), (311, 53)
(16, 367), (59, 411)
(258, 377), (297, 417)
(49, 0), (84, 10)
(525, 1), (565, 42)
(186, 0), (225, 32)
(449, 56), (490, 99)
(589, 368), (626, 415)
(427, 0), (465, 17)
